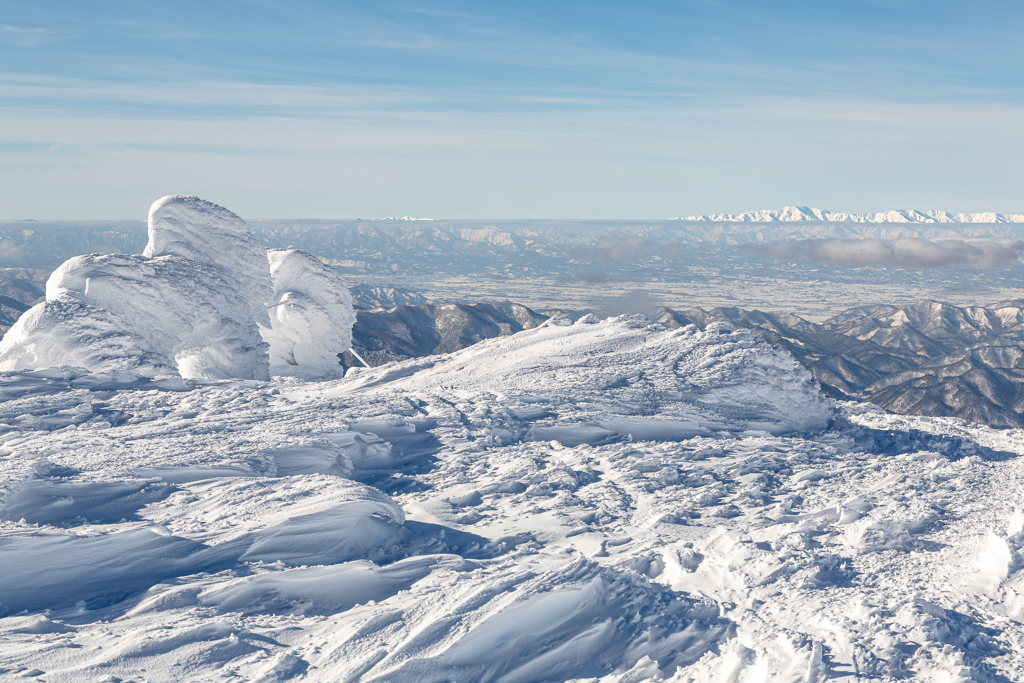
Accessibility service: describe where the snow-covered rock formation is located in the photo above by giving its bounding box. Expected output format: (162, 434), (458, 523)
(263, 248), (356, 379)
(0, 196), (355, 381)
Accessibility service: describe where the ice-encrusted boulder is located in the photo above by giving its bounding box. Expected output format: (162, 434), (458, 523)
(0, 196), (355, 381)
(262, 248), (356, 380)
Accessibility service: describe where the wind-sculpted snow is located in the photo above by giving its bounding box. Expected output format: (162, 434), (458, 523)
(0, 295), (177, 376)
(0, 196), (356, 381)
(336, 316), (833, 437)
(4, 316), (1024, 681)
(145, 194), (273, 329)
(263, 248), (356, 379)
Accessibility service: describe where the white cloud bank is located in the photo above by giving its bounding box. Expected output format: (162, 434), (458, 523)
(743, 238), (1024, 269)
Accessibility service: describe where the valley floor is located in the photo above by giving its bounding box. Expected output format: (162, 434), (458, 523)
(366, 274), (1024, 322)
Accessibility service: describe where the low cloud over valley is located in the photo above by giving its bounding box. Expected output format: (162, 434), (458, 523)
(743, 238), (1024, 269)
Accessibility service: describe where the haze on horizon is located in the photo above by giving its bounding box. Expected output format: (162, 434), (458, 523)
(1, 1), (1022, 220)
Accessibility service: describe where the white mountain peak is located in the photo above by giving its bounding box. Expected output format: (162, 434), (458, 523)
(676, 206), (1024, 223)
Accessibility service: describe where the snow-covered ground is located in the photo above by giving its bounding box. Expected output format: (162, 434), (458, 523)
(3, 314), (1024, 682)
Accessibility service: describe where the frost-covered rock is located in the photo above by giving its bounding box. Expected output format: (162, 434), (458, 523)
(263, 248), (356, 379)
(43, 251), (270, 380)
(0, 295), (175, 376)
(0, 196), (356, 381)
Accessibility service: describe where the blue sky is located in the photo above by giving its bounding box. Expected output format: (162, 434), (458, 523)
(1, 1), (1022, 218)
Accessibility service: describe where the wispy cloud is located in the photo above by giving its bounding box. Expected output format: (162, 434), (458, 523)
(2, 2), (1024, 218)
(743, 238), (1024, 269)
(2, 93), (1023, 219)
(1, 24), (53, 48)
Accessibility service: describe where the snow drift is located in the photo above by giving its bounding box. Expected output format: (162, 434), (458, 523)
(0, 196), (355, 380)
(335, 315), (833, 437)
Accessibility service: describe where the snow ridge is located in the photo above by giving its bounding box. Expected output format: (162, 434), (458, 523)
(677, 205), (1024, 223)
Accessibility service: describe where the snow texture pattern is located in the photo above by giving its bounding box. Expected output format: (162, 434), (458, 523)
(5, 315), (1014, 681)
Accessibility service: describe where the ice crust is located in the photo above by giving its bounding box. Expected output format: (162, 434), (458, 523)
(0, 196), (354, 381)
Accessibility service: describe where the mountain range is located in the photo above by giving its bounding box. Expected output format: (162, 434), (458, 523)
(5, 253), (1024, 429)
(658, 300), (1024, 428)
(679, 206), (1024, 223)
(4, 218), (1024, 281)
(341, 301), (547, 370)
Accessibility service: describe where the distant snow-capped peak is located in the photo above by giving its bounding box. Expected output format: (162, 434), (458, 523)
(674, 206), (1024, 223)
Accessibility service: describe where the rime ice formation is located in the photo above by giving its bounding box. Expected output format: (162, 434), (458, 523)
(0, 196), (356, 381)
(0, 295), (177, 377)
(262, 248), (356, 380)
(45, 252), (270, 380)
(144, 195), (274, 336)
